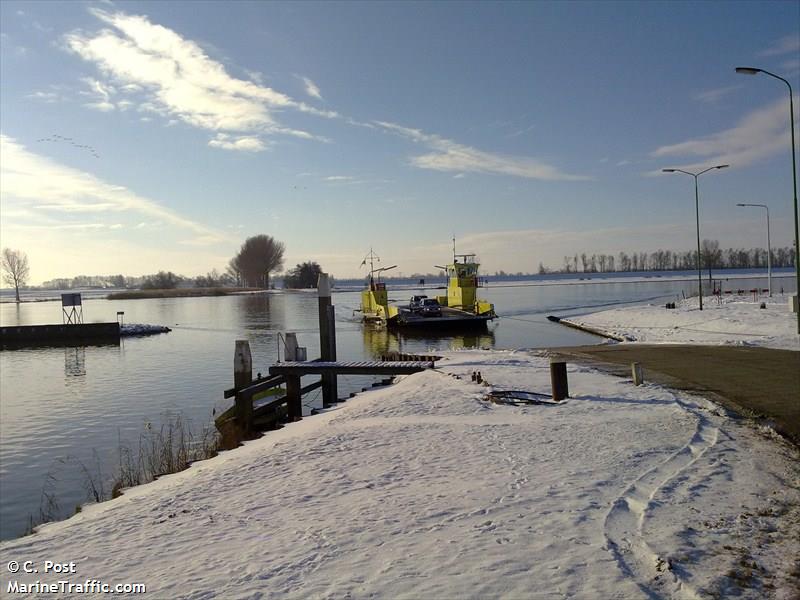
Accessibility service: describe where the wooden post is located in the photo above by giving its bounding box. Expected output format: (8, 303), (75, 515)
(632, 362), (644, 386)
(234, 340), (252, 389)
(234, 340), (253, 433)
(550, 360), (569, 401)
(318, 273), (338, 407)
(286, 374), (302, 421)
(326, 303), (337, 407)
(235, 390), (253, 436)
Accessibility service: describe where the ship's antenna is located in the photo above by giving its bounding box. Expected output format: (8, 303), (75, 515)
(452, 236), (456, 263)
(361, 248), (381, 283)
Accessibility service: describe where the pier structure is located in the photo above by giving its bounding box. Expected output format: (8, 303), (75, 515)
(219, 273), (438, 436)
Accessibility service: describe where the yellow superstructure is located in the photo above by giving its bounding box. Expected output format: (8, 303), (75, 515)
(361, 280), (399, 322)
(435, 254), (495, 317)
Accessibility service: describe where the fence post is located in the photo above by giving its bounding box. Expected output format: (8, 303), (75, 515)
(550, 360), (569, 401)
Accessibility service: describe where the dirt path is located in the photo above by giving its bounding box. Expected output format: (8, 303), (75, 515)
(549, 344), (800, 444)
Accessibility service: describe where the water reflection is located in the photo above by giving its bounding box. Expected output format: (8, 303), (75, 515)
(361, 325), (496, 358)
(240, 293), (274, 328)
(64, 346), (86, 377)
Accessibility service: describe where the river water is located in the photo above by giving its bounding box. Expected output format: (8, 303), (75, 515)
(0, 270), (790, 540)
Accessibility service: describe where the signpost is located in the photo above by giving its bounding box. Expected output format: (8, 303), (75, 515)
(61, 293), (83, 325)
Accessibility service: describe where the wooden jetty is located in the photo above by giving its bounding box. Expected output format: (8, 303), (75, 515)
(0, 322), (120, 345)
(219, 358), (436, 436)
(216, 273), (438, 439)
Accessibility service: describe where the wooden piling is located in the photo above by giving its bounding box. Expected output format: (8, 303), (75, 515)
(632, 362), (644, 386)
(234, 340), (253, 433)
(550, 360), (569, 401)
(286, 374), (302, 421)
(318, 274), (338, 407)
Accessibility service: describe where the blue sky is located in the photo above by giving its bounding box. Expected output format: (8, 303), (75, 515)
(1, 0), (798, 283)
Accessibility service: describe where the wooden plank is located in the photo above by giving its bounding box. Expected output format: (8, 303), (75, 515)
(270, 362), (433, 376)
(224, 374), (285, 399)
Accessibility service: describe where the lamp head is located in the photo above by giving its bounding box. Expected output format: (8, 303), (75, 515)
(736, 203), (746, 206)
(715, 164), (729, 170)
(735, 67), (761, 75)
(662, 168), (676, 173)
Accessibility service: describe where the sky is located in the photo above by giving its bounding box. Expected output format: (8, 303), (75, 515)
(1, 1), (798, 284)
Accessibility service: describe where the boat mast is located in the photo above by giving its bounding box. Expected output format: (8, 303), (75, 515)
(362, 248), (381, 286)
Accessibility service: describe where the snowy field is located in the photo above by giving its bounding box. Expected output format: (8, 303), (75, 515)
(2, 350), (798, 599)
(564, 295), (799, 350)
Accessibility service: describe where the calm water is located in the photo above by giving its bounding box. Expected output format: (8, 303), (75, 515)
(0, 271), (790, 539)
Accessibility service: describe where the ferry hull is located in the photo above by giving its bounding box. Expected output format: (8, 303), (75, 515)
(389, 307), (493, 330)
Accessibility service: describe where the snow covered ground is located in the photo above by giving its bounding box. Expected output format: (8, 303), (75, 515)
(2, 350), (798, 599)
(564, 294), (799, 350)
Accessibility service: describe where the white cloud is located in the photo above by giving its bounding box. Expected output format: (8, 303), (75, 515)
(693, 85), (741, 104)
(86, 101), (115, 112)
(64, 9), (336, 151)
(758, 34), (800, 57)
(299, 75), (323, 101)
(375, 121), (588, 181)
(26, 91), (61, 103)
(81, 76), (114, 101)
(0, 134), (226, 245)
(208, 133), (266, 152)
(650, 97), (798, 173)
(325, 175), (354, 182)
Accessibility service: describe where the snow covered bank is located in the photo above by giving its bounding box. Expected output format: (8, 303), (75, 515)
(1, 350), (798, 598)
(564, 295), (799, 350)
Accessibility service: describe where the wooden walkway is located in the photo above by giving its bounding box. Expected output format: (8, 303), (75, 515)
(219, 359), (437, 436)
(269, 360), (435, 376)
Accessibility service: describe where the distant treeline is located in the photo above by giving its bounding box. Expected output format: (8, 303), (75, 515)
(541, 240), (795, 274)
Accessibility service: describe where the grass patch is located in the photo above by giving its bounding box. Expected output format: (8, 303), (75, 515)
(24, 415), (222, 536)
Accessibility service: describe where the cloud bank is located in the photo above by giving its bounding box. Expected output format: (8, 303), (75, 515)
(65, 9), (330, 150)
(650, 97), (798, 173)
(0, 134), (226, 244)
(375, 121), (588, 182)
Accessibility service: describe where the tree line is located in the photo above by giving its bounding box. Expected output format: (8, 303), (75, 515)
(544, 240), (796, 274)
(10, 235), (326, 300)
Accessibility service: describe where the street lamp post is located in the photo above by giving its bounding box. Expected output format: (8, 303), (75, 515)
(736, 67), (799, 333)
(737, 203), (772, 296)
(662, 165), (729, 310)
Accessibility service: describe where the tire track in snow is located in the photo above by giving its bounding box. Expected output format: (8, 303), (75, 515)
(604, 400), (719, 600)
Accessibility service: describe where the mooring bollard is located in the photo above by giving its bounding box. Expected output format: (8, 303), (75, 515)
(632, 362), (644, 386)
(550, 360), (569, 401)
(234, 340), (253, 433)
(318, 273), (338, 407)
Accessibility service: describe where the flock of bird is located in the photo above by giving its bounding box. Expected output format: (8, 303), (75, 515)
(36, 134), (99, 158)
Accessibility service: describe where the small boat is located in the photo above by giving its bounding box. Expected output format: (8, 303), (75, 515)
(358, 243), (496, 330)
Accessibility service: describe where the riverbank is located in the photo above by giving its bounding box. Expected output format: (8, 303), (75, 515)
(105, 287), (259, 300)
(562, 294), (799, 350)
(2, 349), (797, 598)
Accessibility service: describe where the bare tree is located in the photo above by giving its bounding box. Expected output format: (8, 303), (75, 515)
(2, 248), (30, 302)
(701, 239), (722, 283)
(234, 235), (285, 288)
